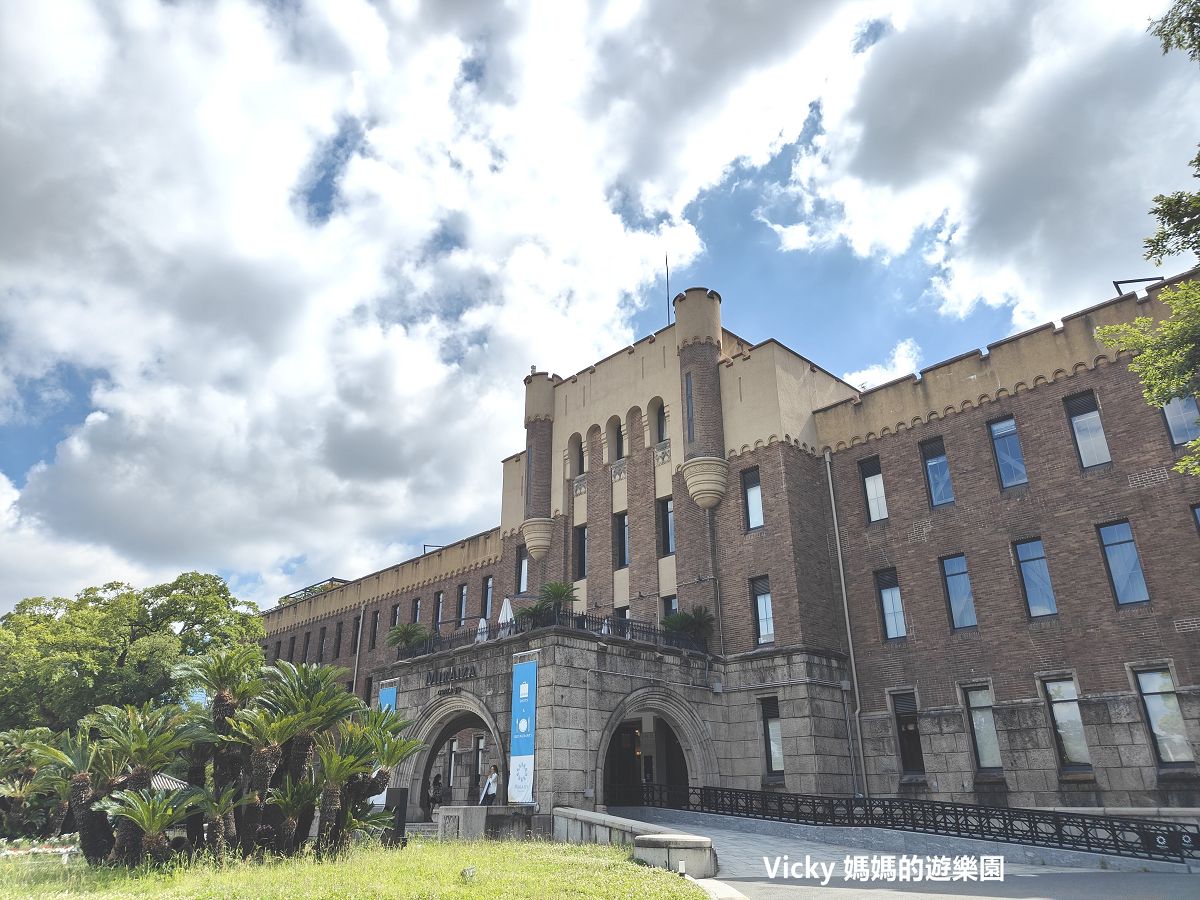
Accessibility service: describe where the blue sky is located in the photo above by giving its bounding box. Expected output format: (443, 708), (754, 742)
(0, 0), (1195, 610)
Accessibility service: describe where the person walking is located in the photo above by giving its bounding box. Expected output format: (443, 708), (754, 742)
(478, 765), (499, 806)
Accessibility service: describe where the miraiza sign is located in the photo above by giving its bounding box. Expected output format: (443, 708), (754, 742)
(425, 663), (478, 687)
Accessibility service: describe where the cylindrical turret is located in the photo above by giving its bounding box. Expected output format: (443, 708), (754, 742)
(521, 370), (556, 559)
(675, 288), (729, 509)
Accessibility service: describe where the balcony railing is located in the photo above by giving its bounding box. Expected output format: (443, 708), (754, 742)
(395, 606), (706, 660)
(626, 782), (1199, 864)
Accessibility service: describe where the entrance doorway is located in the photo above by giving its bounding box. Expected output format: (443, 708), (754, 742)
(603, 715), (689, 806)
(418, 712), (498, 820)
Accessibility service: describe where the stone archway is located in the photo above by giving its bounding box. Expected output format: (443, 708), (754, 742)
(393, 690), (507, 820)
(593, 686), (719, 808)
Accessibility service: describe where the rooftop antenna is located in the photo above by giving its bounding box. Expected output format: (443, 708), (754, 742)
(665, 253), (670, 326)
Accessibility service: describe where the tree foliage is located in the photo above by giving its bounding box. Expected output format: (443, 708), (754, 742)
(1097, 279), (1200, 474)
(0, 573), (263, 731)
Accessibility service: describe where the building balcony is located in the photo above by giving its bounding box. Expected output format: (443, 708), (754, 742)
(394, 607), (706, 661)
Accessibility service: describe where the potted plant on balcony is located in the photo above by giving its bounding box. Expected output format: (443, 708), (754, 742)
(515, 582), (577, 627)
(661, 606), (714, 648)
(386, 623), (430, 652)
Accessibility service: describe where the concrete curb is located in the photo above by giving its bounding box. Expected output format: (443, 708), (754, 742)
(688, 874), (750, 899)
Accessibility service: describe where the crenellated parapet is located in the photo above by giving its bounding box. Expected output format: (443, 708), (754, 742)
(813, 272), (1191, 453)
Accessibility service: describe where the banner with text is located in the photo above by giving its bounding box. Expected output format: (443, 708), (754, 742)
(507, 655), (538, 804)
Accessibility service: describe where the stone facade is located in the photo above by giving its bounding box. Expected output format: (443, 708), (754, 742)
(261, 269), (1200, 814)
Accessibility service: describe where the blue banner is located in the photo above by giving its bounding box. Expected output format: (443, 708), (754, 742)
(508, 655), (538, 804)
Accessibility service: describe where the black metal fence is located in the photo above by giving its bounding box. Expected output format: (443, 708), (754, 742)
(630, 783), (1199, 864)
(396, 606), (705, 660)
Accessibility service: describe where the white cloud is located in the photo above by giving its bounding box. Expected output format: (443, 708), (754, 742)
(842, 338), (923, 389)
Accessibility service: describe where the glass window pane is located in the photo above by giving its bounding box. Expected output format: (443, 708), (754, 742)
(865, 473), (888, 521)
(1070, 409), (1111, 467)
(767, 717), (784, 771)
(881, 585), (906, 638)
(1143, 693), (1195, 763)
(990, 419), (1028, 487)
(745, 475), (764, 529)
(970, 706), (1002, 769)
(926, 454), (954, 505)
(756, 588), (774, 643)
(1050, 697), (1090, 766)
(1046, 679), (1078, 702)
(943, 556), (977, 628)
(1102, 534), (1149, 604)
(1165, 396), (1200, 445)
(1137, 670), (1174, 694)
(1019, 550), (1057, 617)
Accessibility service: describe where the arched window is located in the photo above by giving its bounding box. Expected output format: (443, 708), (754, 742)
(648, 397), (667, 443)
(605, 415), (624, 462)
(567, 433), (585, 477)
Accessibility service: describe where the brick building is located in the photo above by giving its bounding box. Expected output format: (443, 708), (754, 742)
(260, 268), (1200, 824)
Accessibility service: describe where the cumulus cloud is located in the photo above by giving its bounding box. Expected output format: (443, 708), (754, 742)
(763, 0), (1200, 325)
(842, 338), (923, 389)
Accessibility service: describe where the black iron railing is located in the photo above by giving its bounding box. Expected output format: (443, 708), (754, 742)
(628, 783), (1199, 864)
(395, 607), (705, 660)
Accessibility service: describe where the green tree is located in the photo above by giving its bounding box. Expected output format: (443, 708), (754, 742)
(0, 573), (263, 731)
(1097, 279), (1200, 474)
(386, 622), (429, 650)
(1145, 2), (1200, 264)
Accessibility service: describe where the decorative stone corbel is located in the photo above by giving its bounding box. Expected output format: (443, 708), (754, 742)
(680, 457), (729, 509)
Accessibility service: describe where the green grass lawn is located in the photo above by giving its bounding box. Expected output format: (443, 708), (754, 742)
(0, 838), (708, 899)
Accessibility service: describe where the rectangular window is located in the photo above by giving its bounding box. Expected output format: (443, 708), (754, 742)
(317, 626), (326, 662)
(411, 597), (421, 623)
(287, 635), (296, 662)
(920, 437), (954, 507)
(1044, 678), (1091, 769)
(1098, 520), (1149, 605)
(435, 591), (445, 628)
(516, 547), (529, 593)
(893, 692), (925, 775)
(1136, 669), (1195, 765)
(1164, 395), (1200, 446)
(1064, 391), (1111, 468)
(350, 616), (360, 653)
(302, 631), (311, 662)
(685, 372), (695, 444)
(743, 467), (764, 529)
(760, 697), (784, 775)
(332, 621), (343, 658)
(474, 735), (485, 784)
(656, 403), (667, 443)
(457, 584), (468, 626)
(658, 497), (676, 555)
(447, 738), (457, 787)
(859, 456), (888, 522)
(368, 610), (380, 650)
(941, 555), (977, 629)
(875, 569), (906, 639)
(989, 417), (1028, 488)
(364, 675), (373, 704)
(273, 640), (282, 661)
(661, 595), (678, 618)
(614, 606), (629, 620)
(1015, 539), (1057, 617)
(574, 524), (588, 580)
(482, 577), (494, 619)
(752, 576), (774, 644)
(391, 603), (400, 629)
(965, 687), (1002, 770)
(613, 512), (630, 569)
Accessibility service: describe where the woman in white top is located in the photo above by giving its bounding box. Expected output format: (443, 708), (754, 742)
(479, 764), (499, 806)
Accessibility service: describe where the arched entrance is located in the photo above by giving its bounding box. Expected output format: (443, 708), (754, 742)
(392, 690), (506, 822)
(595, 686), (719, 808)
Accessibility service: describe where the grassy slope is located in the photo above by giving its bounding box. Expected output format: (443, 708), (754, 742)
(0, 839), (708, 899)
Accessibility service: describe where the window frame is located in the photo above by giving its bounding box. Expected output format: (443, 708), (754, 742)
(435, 591), (445, 629)
(391, 603), (400, 629)
(874, 568), (906, 641)
(1013, 538), (1057, 618)
(1097, 519), (1150, 606)
(332, 621), (343, 658)
(1162, 395), (1200, 447)
(920, 437), (955, 508)
(661, 594), (678, 619)
(368, 610), (380, 650)
(482, 576), (494, 619)
(963, 685), (1003, 772)
(613, 511), (630, 570)
(751, 576), (774, 645)
(411, 597), (422, 624)
(302, 631), (311, 662)
(516, 547), (529, 593)
(1042, 677), (1092, 772)
(760, 697), (784, 776)
(317, 626), (327, 662)
(287, 635), (296, 662)
(1063, 391), (1111, 470)
(658, 497), (676, 556)
(988, 415), (1029, 490)
(574, 524), (588, 580)
(273, 639), (282, 662)
(859, 455), (888, 523)
(1133, 667), (1195, 768)
(742, 467), (764, 531)
(940, 553), (978, 630)
(457, 584), (468, 626)
(891, 692), (926, 776)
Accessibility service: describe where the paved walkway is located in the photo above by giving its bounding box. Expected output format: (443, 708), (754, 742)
(611, 807), (1197, 899)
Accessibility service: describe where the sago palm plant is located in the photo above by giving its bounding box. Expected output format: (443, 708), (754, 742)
(191, 784), (251, 859)
(100, 788), (197, 865)
(314, 737), (374, 855)
(264, 777), (320, 855)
